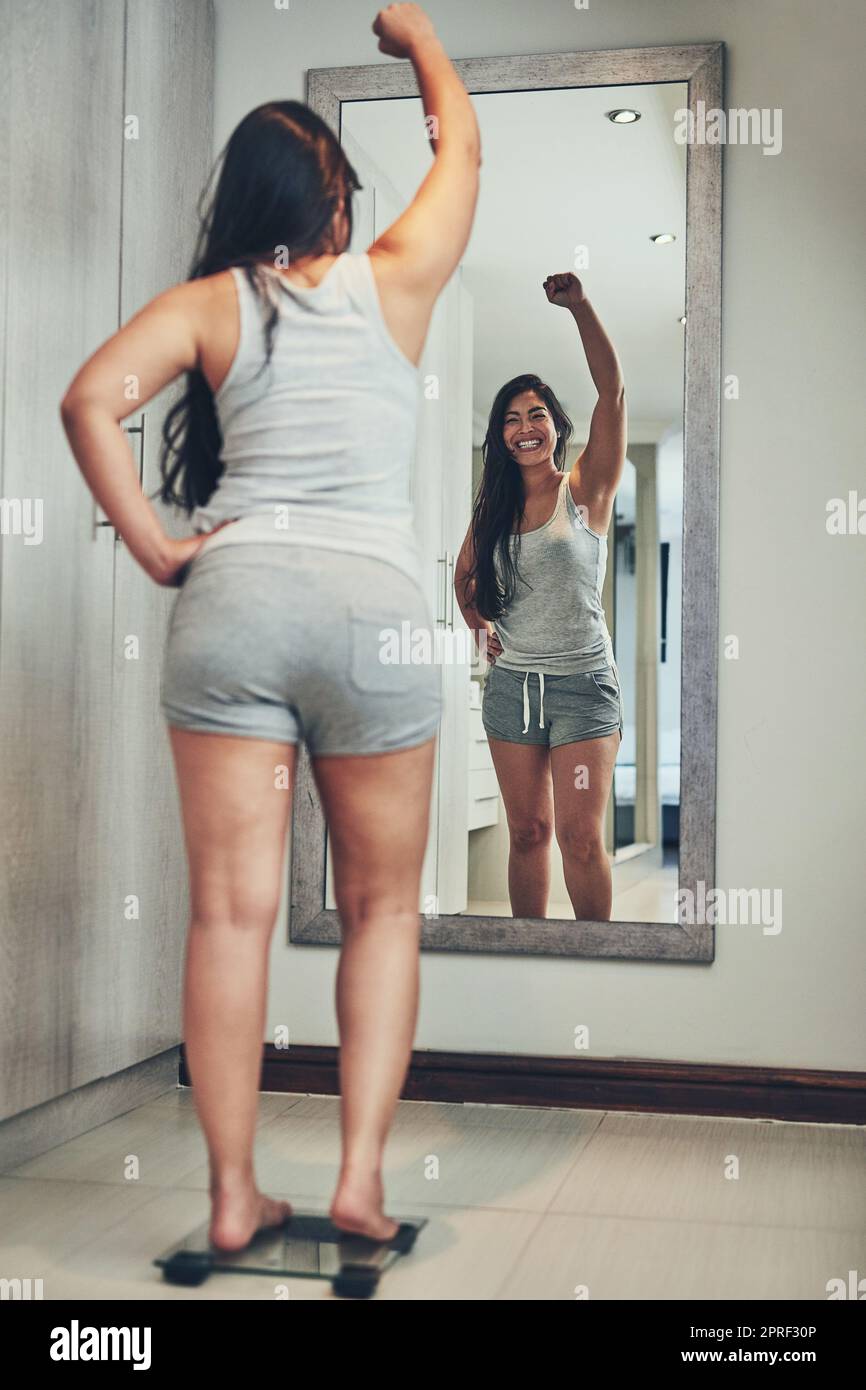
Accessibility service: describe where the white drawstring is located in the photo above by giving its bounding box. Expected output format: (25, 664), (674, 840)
(521, 671), (546, 733)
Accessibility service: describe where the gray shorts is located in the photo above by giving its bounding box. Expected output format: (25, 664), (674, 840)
(481, 659), (624, 748)
(161, 545), (442, 755)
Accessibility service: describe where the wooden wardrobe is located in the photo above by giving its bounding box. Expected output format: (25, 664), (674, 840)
(0, 0), (214, 1133)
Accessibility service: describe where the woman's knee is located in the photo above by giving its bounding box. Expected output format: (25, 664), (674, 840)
(555, 820), (605, 863)
(189, 890), (282, 935)
(333, 885), (420, 933)
(508, 815), (554, 852)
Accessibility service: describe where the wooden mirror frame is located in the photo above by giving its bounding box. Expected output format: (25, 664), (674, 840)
(291, 42), (723, 964)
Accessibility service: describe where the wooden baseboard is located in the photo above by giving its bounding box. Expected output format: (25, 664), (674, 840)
(178, 1046), (866, 1125)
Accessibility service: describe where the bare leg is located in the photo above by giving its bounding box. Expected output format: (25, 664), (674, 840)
(311, 735), (437, 1241)
(486, 738), (554, 917)
(550, 732), (620, 920)
(167, 727), (297, 1251)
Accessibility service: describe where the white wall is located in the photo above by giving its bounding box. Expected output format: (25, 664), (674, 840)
(214, 0), (866, 1070)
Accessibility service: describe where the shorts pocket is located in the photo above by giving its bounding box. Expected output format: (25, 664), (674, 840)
(590, 665), (620, 700)
(347, 599), (418, 695)
(481, 660), (504, 702)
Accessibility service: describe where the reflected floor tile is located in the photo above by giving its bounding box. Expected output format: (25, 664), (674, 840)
(613, 878), (679, 922)
(466, 892), (678, 922)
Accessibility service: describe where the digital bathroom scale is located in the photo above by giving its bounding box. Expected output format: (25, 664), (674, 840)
(154, 1209), (427, 1299)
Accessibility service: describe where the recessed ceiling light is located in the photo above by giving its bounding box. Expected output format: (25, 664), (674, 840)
(606, 108), (641, 123)
(650, 232), (676, 244)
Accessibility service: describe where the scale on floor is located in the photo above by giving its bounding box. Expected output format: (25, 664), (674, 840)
(154, 1210), (427, 1299)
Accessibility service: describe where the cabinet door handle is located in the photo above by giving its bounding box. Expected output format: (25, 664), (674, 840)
(96, 413), (145, 538)
(436, 554), (448, 626)
(124, 413), (145, 485)
(447, 552), (456, 629)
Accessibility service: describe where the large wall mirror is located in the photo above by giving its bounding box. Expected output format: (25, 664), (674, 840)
(291, 44), (722, 964)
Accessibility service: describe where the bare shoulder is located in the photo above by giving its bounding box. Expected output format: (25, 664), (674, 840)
(148, 269), (236, 335)
(182, 267), (237, 311)
(156, 269), (230, 306)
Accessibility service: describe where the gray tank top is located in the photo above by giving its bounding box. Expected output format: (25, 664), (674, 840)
(492, 472), (614, 675)
(189, 252), (423, 585)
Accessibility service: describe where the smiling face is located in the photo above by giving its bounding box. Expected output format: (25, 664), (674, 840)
(502, 390), (558, 468)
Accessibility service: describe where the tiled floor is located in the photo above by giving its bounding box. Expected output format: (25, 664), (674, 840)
(2, 1088), (863, 1299)
(467, 865), (680, 923)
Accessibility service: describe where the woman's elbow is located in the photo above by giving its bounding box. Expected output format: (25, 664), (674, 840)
(59, 389), (84, 423)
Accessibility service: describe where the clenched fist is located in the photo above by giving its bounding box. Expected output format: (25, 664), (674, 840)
(542, 272), (586, 312)
(372, 3), (437, 60)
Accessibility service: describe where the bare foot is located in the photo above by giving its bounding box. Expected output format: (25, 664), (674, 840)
(330, 1169), (399, 1243)
(209, 1187), (292, 1252)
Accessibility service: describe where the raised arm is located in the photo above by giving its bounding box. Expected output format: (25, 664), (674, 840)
(367, 5), (481, 330)
(543, 272), (626, 520)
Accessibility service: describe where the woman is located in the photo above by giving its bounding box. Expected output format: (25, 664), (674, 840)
(454, 272), (626, 922)
(60, 3), (480, 1249)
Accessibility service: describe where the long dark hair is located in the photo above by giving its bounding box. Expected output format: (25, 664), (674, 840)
(155, 101), (361, 514)
(465, 374), (574, 620)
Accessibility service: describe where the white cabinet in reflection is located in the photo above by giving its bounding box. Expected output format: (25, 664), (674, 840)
(468, 704), (500, 831)
(413, 268), (474, 916)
